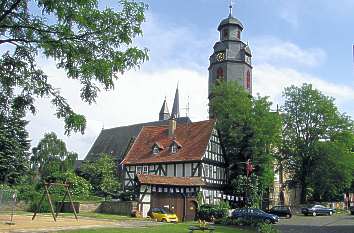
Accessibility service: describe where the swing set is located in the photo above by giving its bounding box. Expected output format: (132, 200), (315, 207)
(32, 182), (78, 222)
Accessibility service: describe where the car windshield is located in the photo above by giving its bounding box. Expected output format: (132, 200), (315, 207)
(255, 209), (265, 214)
(161, 208), (174, 214)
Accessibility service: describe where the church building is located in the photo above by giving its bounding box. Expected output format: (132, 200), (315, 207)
(85, 5), (256, 221)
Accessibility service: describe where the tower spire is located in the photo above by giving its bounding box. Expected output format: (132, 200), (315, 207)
(159, 97), (170, 121)
(171, 84), (180, 118)
(229, 0), (234, 16)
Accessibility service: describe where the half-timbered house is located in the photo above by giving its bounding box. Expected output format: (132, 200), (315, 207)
(121, 118), (228, 220)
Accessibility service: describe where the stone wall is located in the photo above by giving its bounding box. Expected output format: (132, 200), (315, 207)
(96, 201), (138, 215)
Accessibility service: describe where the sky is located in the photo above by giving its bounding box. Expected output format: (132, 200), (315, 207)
(25, 0), (354, 159)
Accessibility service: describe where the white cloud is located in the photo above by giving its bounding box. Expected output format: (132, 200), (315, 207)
(252, 37), (327, 68)
(26, 64), (209, 159)
(253, 64), (354, 115)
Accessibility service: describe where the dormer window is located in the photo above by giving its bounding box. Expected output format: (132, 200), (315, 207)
(153, 146), (160, 154)
(170, 140), (182, 154)
(152, 142), (164, 155)
(171, 144), (177, 153)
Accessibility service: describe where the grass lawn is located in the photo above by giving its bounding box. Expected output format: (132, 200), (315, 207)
(61, 222), (256, 233)
(60, 212), (138, 221)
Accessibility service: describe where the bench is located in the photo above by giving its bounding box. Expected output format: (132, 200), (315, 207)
(188, 225), (216, 233)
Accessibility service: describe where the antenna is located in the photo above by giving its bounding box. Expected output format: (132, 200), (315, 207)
(182, 96), (190, 118)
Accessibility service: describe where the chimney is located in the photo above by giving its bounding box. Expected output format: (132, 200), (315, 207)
(168, 115), (176, 136)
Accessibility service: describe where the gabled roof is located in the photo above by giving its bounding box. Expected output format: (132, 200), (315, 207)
(121, 120), (215, 165)
(85, 117), (191, 161)
(137, 174), (206, 187)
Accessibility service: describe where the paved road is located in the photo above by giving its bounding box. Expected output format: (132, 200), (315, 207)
(276, 214), (354, 233)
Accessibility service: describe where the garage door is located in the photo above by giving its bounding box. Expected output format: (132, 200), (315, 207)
(151, 193), (196, 221)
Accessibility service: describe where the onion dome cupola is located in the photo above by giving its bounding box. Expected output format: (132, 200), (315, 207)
(218, 15), (244, 41)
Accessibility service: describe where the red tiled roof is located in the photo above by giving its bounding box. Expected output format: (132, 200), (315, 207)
(137, 174), (206, 186)
(121, 120), (215, 165)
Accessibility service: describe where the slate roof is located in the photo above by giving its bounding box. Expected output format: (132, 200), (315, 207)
(159, 99), (170, 116)
(85, 117), (191, 161)
(121, 120), (215, 165)
(218, 16), (244, 30)
(137, 174), (206, 187)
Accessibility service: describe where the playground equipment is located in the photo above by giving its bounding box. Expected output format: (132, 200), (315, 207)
(0, 188), (17, 225)
(32, 182), (78, 222)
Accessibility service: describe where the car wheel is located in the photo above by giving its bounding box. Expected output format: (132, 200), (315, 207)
(329, 211), (333, 216)
(162, 218), (167, 223)
(312, 212), (316, 217)
(286, 214), (291, 219)
(264, 218), (272, 224)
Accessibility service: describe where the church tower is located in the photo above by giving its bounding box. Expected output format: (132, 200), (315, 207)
(208, 4), (253, 104)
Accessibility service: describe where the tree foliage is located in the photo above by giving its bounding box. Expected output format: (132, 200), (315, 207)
(281, 83), (354, 203)
(30, 132), (78, 181)
(80, 154), (121, 198)
(0, 0), (148, 134)
(0, 88), (30, 184)
(210, 81), (282, 204)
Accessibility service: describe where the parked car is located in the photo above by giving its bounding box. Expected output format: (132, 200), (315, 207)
(147, 207), (178, 223)
(349, 206), (354, 215)
(232, 208), (279, 224)
(301, 205), (335, 216)
(268, 206), (292, 218)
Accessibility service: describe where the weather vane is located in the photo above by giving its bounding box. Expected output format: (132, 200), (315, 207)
(229, 0), (235, 16)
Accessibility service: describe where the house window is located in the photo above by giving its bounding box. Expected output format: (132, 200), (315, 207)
(171, 144), (177, 153)
(143, 166), (148, 174)
(136, 166), (143, 174)
(153, 146), (160, 154)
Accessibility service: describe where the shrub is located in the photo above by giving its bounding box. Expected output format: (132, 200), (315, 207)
(28, 197), (52, 213)
(16, 184), (39, 203)
(119, 191), (133, 201)
(197, 201), (229, 221)
(257, 223), (279, 233)
(64, 172), (92, 199)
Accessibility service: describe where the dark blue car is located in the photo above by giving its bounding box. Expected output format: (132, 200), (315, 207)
(232, 208), (279, 224)
(301, 205), (335, 216)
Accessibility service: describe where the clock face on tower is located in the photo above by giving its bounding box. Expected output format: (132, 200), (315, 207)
(216, 52), (225, 62)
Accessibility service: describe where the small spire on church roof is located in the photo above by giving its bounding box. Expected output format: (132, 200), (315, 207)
(171, 84), (180, 119)
(159, 98), (170, 121)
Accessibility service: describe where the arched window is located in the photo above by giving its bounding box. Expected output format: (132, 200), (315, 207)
(246, 70), (251, 89)
(223, 29), (228, 39)
(216, 67), (224, 81)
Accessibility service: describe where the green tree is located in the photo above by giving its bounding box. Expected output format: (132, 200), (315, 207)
(0, 81), (30, 184)
(310, 140), (354, 201)
(0, 109), (30, 184)
(0, 0), (148, 134)
(281, 83), (354, 203)
(210, 81), (281, 205)
(30, 132), (78, 181)
(80, 154), (121, 198)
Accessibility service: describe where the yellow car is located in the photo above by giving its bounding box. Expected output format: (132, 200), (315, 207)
(148, 207), (178, 223)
